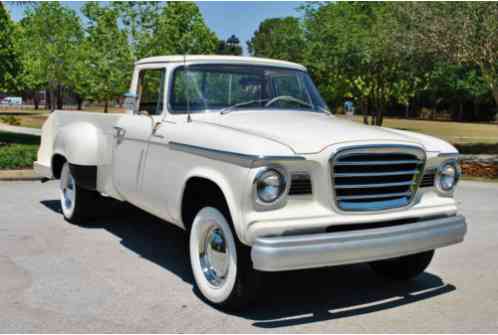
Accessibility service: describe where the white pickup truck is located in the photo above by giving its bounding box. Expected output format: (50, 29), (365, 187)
(35, 55), (467, 309)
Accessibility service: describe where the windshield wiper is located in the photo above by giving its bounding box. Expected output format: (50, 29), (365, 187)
(220, 98), (271, 115)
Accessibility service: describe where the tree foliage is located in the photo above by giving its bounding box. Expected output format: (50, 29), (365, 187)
(398, 2), (498, 107)
(246, 2), (498, 124)
(76, 2), (133, 112)
(140, 2), (217, 57)
(217, 35), (242, 56)
(0, 3), (21, 92)
(17, 2), (83, 111)
(247, 17), (305, 63)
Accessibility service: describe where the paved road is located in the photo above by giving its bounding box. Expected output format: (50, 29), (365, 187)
(1, 180), (497, 332)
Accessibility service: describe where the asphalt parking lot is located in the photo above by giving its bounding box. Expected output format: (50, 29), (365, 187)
(1, 180), (497, 332)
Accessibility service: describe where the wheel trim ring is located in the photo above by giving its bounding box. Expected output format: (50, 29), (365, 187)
(198, 220), (230, 288)
(60, 166), (76, 212)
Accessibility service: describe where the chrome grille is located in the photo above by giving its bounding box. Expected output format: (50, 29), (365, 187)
(289, 173), (312, 195)
(331, 146), (425, 212)
(420, 170), (436, 188)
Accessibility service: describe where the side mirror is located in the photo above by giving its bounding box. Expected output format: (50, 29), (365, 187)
(123, 92), (138, 115)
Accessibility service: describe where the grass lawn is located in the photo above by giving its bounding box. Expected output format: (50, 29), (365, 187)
(0, 106), (125, 129)
(380, 118), (498, 144)
(0, 131), (40, 170)
(339, 116), (498, 153)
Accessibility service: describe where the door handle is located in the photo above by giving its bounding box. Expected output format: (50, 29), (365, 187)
(113, 126), (126, 141)
(151, 122), (164, 138)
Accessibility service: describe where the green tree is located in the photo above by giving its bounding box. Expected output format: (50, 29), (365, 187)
(141, 2), (217, 57)
(303, 3), (424, 125)
(79, 2), (133, 113)
(398, 2), (498, 108)
(247, 17), (304, 63)
(0, 3), (21, 93)
(19, 2), (83, 111)
(217, 35), (242, 56)
(111, 1), (163, 60)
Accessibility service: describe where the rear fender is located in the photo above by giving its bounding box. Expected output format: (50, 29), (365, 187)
(53, 121), (106, 166)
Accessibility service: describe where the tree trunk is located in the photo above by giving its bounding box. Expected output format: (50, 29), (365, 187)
(33, 94), (39, 110)
(493, 89), (498, 110)
(49, 88), (55, 113)
(362, 98), (369, 125)
(376, 104), (384, 126)
(473, 99), (479, 121)
(104, 101), (108, 113)
(458, 101), (464, 122)
(45, 89), (51, 110)
(56, 85), (63, 110)
(76, 96), (83, 110)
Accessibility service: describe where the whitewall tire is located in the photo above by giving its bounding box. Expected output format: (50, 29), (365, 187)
(59, 162), (99, 223)
(189, 206), (259, 309)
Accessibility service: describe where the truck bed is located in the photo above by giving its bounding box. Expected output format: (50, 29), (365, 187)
(35, 110), (124, 195)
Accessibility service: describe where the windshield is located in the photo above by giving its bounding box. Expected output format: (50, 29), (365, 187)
(169, 64), (329, 114)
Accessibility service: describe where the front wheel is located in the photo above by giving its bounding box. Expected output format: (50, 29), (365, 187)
(189, 206), (259, 310)
(369, 250), (435, 280)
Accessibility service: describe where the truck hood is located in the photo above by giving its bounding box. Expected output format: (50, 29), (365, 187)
(199, 110), (451, 154)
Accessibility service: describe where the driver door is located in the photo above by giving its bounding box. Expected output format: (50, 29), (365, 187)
(112, 67), (165, 206)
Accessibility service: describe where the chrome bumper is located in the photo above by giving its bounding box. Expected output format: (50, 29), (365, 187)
(251, 215), (467, 272)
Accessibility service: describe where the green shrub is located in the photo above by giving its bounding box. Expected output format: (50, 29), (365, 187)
(0, 144), (38, 169)
(0, 115), (21, 126)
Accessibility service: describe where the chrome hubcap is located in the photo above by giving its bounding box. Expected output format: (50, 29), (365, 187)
(61, 170), (75, 211)
(199, 225), (229, 287)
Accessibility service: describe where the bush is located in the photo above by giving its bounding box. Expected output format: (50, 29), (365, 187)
(0, 115), (21, 126)
(0, 143), (38, 169)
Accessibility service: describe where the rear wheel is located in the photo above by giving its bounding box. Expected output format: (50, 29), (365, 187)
(369, 250), (435, 280)
(59, 162), (100, 223)
(189, 206), (259, 310)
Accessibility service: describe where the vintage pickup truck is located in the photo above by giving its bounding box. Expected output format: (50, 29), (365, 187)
(35, 55), (467, 309)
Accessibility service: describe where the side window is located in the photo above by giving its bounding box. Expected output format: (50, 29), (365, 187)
(137, 69), (165, 115)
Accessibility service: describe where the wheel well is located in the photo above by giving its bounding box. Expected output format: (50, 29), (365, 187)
(51, 154), (66, 179)
(181, 177), (230, 230)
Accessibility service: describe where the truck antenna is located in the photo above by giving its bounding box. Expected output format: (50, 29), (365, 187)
(184, 53), (192, 123)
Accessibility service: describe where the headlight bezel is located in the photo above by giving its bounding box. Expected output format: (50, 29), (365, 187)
(435, 159), (461, 195)
(252, 165), (290, 209)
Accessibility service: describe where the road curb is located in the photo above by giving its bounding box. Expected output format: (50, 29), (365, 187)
(0, 170), (42, 181)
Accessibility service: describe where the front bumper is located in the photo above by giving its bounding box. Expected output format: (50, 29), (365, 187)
(251, 215), (466, 271)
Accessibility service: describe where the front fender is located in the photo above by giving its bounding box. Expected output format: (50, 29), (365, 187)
(177, 166), (250, 244)
(53, 121), (105, 166)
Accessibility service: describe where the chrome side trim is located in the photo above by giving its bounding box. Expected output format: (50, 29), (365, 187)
(251, 215), (467, 272)
(168, 141), (305, 167)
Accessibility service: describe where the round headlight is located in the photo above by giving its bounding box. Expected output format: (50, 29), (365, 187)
(255, 168), (287, 203)
(437, 160), (460, 193)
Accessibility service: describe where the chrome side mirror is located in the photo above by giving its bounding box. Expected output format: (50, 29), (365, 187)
(123, 92), (138, 115)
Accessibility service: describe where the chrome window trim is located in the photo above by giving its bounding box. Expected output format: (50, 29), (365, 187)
(168, 141), (305, 168)
(329, 145), (426, 215)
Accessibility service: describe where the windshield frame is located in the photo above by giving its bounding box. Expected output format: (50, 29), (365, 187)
(167, 63), (329, 115)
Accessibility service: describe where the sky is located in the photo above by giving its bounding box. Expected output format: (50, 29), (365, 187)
(5, 1), (305, 54)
